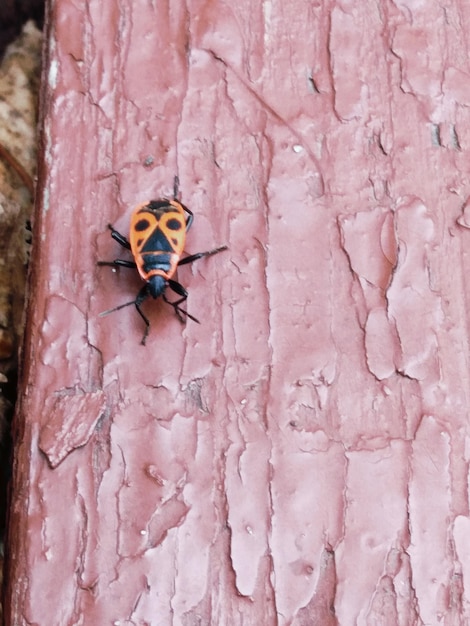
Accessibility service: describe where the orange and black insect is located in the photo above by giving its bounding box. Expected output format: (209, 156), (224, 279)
(98, 177), (227, 345)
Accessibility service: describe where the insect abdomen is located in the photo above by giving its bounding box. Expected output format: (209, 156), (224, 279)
(141, 252), (172, 275)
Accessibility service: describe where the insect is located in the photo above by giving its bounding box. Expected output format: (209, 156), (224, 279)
(98, 177), (227, 345)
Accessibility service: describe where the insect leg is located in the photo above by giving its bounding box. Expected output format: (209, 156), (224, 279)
(165, 280), (200, 324)
(184, 206), (194, 231)
(177, 245), (228, 267)
(97, 259), (137, 269)
(134, 286), (151, 345)
(99, 285), (150, 345)
(107, 224), (131, 250)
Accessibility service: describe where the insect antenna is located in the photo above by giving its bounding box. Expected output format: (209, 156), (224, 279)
(99, 300), (136, 318)
(173, 175), (180, 199)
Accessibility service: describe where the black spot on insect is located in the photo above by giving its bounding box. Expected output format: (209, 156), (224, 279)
(135, 219), (150, 231)
(167, 218), (182, 231)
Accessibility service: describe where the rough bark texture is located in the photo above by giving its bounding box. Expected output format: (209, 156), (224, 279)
(5, 0), (470, 624)
(0, 20), (40, 390)
(0, 20), (40, 626)
(0, 1), (44, 57)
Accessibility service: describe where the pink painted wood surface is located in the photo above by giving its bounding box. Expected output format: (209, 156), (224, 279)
(6, 0), (470, 624)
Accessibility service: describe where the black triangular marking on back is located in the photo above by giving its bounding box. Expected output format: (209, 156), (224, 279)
(141, 227), (174, 252)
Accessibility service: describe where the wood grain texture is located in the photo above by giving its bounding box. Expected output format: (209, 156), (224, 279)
(6, 1), (470, 624)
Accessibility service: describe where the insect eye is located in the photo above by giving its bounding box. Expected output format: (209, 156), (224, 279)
(167, 218), (182, 230)
(135, 219), (150, 231)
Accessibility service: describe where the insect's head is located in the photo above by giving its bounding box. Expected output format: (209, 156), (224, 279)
(147, 274), (167, 299)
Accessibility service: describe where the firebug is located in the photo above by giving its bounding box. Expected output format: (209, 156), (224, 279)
(98, 177), (227, 345)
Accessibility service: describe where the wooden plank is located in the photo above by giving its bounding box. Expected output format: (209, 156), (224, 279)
(6, 0), (470, 624)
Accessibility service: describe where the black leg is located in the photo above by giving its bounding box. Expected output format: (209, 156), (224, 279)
(134, 285), (151, 345)
(185, 209), (194, 231)
(177, 245), (228, 267)
(97, 259), (137, 269)
(107, 223), (131, 250)
(98, 285), (151, 345)
(164, 280), (200, 324)
(99, 224), (151, 344)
